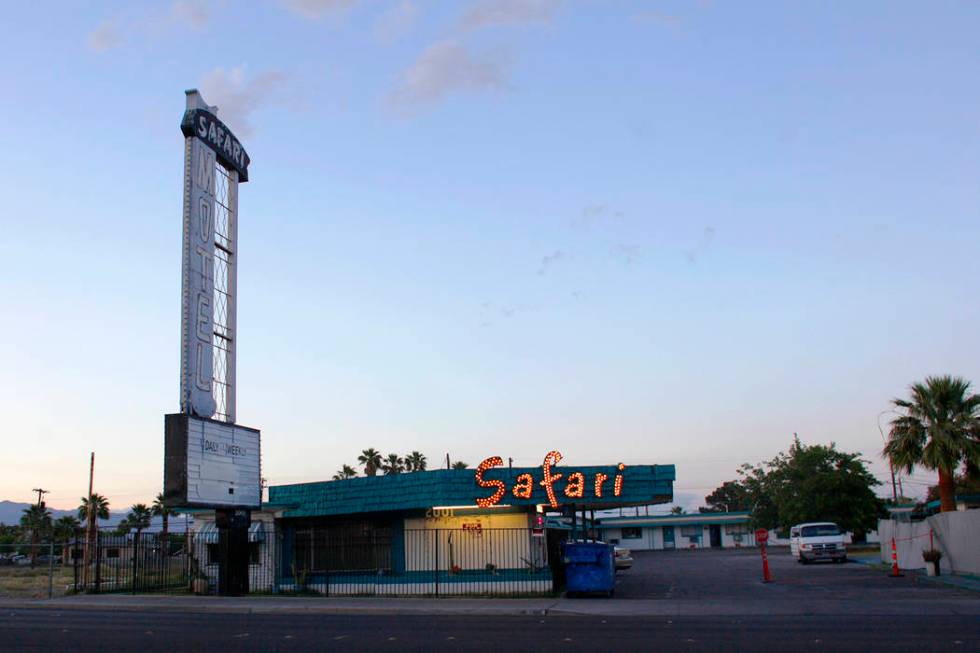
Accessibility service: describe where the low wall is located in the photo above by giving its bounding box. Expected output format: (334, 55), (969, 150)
(878, 510), (980, 575)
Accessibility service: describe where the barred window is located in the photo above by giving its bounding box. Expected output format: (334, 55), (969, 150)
(621, 527), (642, 539)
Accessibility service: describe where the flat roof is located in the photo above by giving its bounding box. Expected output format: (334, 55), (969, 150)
(597, 511), (751, 528)
(269, 465), (675, 519)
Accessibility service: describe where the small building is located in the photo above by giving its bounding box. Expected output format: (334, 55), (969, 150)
(597, 512), (753, 550)
(190, 509), (281, 592)
(264, 460), (675, 595)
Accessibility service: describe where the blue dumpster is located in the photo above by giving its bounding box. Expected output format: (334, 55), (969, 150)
(562, 541), (615, 597)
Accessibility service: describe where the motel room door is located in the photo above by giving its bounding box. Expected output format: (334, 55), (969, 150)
(709, 525), (722, 548)
(662, 526), (675, 550)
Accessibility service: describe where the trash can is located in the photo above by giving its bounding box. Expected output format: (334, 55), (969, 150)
(562, 541), (615, 597)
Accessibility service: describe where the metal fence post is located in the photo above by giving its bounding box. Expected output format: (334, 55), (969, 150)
(94, 535), (101, 593)
(73, 537), (79, 593)
(47, 541), (55, 599)
(434, 530), (439, 597)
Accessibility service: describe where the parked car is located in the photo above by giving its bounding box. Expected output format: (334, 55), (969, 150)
(571, 538), (633, 571)
(790, 522), (847, 564)
(613, 546), (633, 571)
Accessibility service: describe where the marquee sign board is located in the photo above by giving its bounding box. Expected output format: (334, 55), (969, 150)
(164, 413), (261, 509)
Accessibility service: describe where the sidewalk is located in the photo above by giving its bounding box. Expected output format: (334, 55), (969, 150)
(2, 592), (978, 617)
(851, 553), (980, 594)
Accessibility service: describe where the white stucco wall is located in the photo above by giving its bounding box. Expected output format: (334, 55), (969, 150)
(878, 510), (980, 575)
(403, 512), (542, 572)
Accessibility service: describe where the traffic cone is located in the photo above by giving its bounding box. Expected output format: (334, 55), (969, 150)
(890, 537), (902, 577)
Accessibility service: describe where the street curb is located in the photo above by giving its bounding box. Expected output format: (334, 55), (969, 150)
(0, 598), (555, 617)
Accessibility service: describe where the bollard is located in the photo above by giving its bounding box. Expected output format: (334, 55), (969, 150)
(890, 537), (902, 577)
(761, 544), (773, 583)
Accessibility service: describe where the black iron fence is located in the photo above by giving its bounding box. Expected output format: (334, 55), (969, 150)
(66, 527), (557, 597)
(287, 527), (553, 597)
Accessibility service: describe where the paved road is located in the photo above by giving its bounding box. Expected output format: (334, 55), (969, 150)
(614, 547), (976, 603)
(1, 607), (978, 652)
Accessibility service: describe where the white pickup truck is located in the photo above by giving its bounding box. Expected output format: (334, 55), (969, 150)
(790, 522), (847, 564)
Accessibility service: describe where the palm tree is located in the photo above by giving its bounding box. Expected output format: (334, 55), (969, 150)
(53, 515), (80, 540)
(358, 448), (383, 476)
(78, 493), (110, 529)
(404, 451), (427, 472)
(53, 516), (81, 563)
(885, 375), (980, 513)
(451, 461), (469, 470)
(332, 464), (358, 480)
(381, 453), (404, 475)
(20, 504), (52, 567)
(152, 493), (177, 551)
(126, 504), (153, 535)
(669, 506), (685, 515)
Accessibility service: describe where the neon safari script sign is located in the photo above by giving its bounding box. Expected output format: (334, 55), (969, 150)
(475, 451), (625, 508)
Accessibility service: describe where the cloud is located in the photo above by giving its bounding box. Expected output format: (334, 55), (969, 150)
(614, 243), (640, 267)
(632, 9), (682, 26)
(459, 0), (561, 31)
(375, 0), (418, 42)
(198, 67), (289, 138)
(388, 40), (507, 112)
(685, 226), (716, 264)
(87, 21), (124, 52)
(537, 250), (564, 276)
(572, 204), (624, 228)
(172, 0), (210, 29)
(283, 0), (357, 19)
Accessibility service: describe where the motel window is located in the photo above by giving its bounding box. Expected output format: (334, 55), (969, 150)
(724, 524), (749, 535)
(293, 521), (393, 573)
(679, 526), (700, 537)
(621, 527), (642, 539)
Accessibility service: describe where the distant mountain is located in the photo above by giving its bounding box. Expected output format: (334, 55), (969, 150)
(0, 500), (171, 529)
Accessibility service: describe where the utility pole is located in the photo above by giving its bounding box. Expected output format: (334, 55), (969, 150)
(29, 488), (47, 567)
(83, 453), (95, 589)
(446, 453), (450, 470)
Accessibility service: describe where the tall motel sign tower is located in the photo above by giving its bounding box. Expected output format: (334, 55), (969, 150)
(165, 90), (261, 596)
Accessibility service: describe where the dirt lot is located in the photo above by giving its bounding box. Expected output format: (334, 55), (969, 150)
(0, 565), (74, 599)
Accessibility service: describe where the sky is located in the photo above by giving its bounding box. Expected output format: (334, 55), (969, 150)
(1, 0), (979, 512)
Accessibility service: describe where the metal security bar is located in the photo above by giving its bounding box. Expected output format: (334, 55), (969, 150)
(68, 528), (556, 597)
(284, 528), (554, 597)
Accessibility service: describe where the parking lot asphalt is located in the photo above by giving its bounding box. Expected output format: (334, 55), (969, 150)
(612, 547), (977, 603)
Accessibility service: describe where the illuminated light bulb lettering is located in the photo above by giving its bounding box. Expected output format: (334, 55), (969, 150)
(614, 463), (625, 497)
(512, 473), (534, 499)
(564, 472), (585, 498)
(475, 456), (506, 508)
(594, 472), (609, 498)
(539, 450), (564, 508)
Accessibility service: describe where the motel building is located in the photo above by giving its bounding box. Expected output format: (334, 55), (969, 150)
(598, 512), (754, 550)
(192, 453), (675, 596)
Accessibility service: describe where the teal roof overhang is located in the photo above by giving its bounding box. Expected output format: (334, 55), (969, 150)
(270, 465), (675, 519)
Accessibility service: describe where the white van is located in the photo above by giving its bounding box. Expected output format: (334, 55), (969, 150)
(789, 522), (847, 564)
